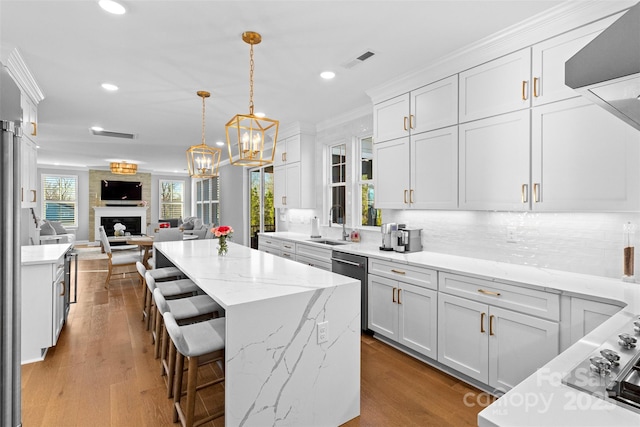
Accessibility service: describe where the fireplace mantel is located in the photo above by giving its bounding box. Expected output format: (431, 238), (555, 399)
(94, 206), (148, 241)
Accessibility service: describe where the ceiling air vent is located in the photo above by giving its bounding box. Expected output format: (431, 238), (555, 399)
(91, 128), (136, 139)
(342, 50), (376, 69)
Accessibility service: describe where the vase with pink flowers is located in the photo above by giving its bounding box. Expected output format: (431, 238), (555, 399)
(212, 225), (233, 256)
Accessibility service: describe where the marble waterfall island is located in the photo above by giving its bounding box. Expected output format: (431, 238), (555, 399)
(154, 239), (361, 426)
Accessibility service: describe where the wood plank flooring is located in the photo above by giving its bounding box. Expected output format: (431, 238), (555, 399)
(21, 257), (489, 426)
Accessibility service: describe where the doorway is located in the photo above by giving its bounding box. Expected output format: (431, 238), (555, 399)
(249, 165), (275, 249)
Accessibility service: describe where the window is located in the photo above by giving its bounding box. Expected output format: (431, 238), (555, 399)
(249, 165), (274, 249)
(42, 175), (78, 226)
(359, 136), (381, 227)
(159, 180), (184, 219)
(195, 177), (219, 225)
(329, 144), (346, 225)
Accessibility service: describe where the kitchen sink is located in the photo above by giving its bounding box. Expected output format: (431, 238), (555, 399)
(307, 239), (349, 246)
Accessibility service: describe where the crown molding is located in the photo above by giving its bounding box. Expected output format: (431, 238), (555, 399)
(6, 48), (45, 104)
(316, 104), (372, 133)
(366, 0), (636, 104)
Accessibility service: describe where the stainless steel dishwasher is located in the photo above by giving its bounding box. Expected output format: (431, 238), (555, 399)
(331, 250), (371, 333)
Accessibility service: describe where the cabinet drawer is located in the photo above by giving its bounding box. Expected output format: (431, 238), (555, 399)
(438, 272), (559, 321)
(369, 258), (437, 290)
(258, 235), (281, 251)
(280, 241), (296, 254)
(280, 251), (296, 261)
(296, 254), (331, 271)
(296, 243), (332, 263)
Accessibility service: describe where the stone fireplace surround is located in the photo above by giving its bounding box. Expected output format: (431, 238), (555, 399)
(94, 207), (148, 242)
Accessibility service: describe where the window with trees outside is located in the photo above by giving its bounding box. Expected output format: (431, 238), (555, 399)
(250, 166), (274, 249)
(195, 177), (219, 226)
(159, 180), (184, 219)
(329, 144), (346, 225)
(359, 136), (381, 227)
(42, 174), (78, 226)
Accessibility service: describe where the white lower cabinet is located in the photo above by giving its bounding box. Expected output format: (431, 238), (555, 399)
(569, 297), (621, 346)
(22, 254), (66, 364)
(438, 293), (559, 391)
(368, 273), (438, 359)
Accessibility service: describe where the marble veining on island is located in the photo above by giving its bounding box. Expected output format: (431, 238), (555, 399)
(154, 239), (360, 426)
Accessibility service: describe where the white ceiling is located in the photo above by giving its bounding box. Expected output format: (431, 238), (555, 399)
(1, 0), (565, 174)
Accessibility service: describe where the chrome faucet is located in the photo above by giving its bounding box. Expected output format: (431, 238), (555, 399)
(329, 204), (348, 241)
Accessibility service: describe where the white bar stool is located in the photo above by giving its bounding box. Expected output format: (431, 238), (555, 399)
(153, 288), (224, 398)
(163, 311), (225, 427)
(136, 261), (185, 330)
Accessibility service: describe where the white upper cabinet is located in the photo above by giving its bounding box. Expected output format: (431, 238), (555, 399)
(459, 48), (531, 123)
(531, 13), (622, 107)
(459, 110), (531, 211)
(410, 75), (458, 134)
(374, 126), (458, 210)
(410, 126), (458, 210)
(21, 94), (38, 142)
(273, 134), (302, 167)
(273, 132), (315, 209)
(531, 97), (640, 211)
(373, 94), (410, 143)
(373, 75), (458, 144)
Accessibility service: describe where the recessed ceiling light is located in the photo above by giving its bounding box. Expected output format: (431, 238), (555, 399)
(320, 71), (336, 80)
(216, 141), (225, 147)
(254, 112), (266, 118)
(101, 83), (118, 91)
(91, 126), (104, 132)
(98, 0), (126, 15)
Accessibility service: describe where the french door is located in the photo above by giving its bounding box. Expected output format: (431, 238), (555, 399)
(249, 166), (274, 249)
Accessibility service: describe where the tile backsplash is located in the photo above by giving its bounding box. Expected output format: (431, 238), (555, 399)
(285, 209), (640, 280)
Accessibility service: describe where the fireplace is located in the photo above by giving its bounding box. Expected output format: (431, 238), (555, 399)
(100, 216), (142, 236)
(94, 206), (148, 241)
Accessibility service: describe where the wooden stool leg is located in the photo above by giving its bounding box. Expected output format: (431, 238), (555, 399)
(145, 289), (153, 331)
(154, 307), (162, 358)
(141, 285), (148, 321)
(166, 340), (176, 399)
(104, 264), (113, 289)
(173, 352), (184, 423)
(185, 356), (199, 427)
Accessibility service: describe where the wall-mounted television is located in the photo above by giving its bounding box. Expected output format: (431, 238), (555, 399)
(101, 180), (142, 201)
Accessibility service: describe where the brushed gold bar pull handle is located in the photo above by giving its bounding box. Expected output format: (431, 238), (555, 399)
(409, 114), (415, 129)
(522, 80), (528, 101)
(533, 183), (540, 203)
(478, 289), (501, 297)
(283, 152), (287, 162)
(397, 289), (402, 304)
(31, 121), (37, 136)
(60, 280), (65, 296)
(533, 77), (539, 98)
(21, 188), (24, 202)
(283, 245), (292, 249)
(392, 287), (397, 303)
(282, 196), (286, 205)
(480, 312), (486, 333)
(403, 116), (408, 131)
(282, 152), (285, 162)
(391, 269), (406, 275)
(409, 189), (414, 204)
(31, 190), (37, 202)
(403, 189), (407, 204)
(489, 315), (495, 336)
(521, 184), (528, 203)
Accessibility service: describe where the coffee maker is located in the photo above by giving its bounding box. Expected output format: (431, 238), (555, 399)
(380, 223), (397, 251)
(393, 226), (423, 253)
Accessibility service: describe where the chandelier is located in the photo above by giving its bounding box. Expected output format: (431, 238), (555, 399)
(110, 161), (137, 175)
(225, 31), (279, 167)
(186, 90), (222, 178)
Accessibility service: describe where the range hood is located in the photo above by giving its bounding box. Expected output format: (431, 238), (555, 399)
(565, 2), (640, 131)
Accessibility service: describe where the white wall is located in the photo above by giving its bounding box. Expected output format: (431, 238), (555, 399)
(219, 163), (248, 246)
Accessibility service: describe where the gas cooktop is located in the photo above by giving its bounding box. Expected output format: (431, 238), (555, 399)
(563, 312), (640, 414)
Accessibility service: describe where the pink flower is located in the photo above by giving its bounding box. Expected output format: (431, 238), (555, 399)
(212, 225), (233, 238)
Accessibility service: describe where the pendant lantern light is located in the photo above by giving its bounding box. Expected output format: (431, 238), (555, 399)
(186, 91), (222, 178)
(225, 31), (279, 167)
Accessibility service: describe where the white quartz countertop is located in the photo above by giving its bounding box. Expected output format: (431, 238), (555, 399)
(21, 243), (72, 265)
(154, 239), (357, 309)
(260, 232), (640, 425)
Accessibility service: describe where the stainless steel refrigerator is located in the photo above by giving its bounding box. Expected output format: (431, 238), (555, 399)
(1, 61), (23, 427)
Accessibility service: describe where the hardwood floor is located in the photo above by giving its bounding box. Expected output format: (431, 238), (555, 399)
(21, 257), (488, 426)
